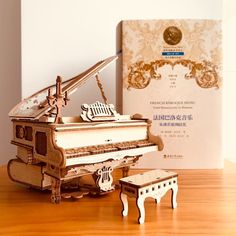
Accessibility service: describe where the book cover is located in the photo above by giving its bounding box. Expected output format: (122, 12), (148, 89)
(122, 19), (222, 168)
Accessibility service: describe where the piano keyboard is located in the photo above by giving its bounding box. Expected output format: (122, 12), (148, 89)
(65, 140), (155, 158)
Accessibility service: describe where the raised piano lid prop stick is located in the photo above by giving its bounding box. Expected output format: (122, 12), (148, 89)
(8, 55), (164, 203)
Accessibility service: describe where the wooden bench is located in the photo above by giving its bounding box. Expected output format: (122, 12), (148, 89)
(119, 169), (178, 224)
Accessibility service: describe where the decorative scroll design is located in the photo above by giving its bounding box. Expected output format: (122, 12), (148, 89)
(81, 101), (120, 122)
(127, 59), (220, 89)
(93, 166), (114, 192)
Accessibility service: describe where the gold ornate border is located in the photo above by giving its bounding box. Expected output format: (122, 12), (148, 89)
(127, 59), (220, 89)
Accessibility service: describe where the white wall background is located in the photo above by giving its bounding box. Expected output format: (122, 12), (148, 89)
(0, 0), (21, 165)
(3, 0), (236, 165)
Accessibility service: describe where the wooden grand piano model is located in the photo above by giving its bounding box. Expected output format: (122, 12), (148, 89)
(8, 55), (164, 203)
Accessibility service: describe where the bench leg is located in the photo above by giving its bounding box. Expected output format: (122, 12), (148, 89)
(136, 197), (145, 224)
(120, 192), (128, 216)
(171, 185), (178, 209)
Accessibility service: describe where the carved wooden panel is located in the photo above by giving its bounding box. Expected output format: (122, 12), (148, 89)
(35, 132), (47, 156)
(25, 126), (33, 141)
(16, 125), (25, 139)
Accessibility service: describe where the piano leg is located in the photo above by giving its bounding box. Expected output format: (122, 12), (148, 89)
(122, 166), (130, 178)
(51, 177), (61, 204)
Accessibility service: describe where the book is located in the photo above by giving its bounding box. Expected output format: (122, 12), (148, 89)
(8, 159), (51, 189)
(16, 146), (40, 164)
(122, 19), (222, 169)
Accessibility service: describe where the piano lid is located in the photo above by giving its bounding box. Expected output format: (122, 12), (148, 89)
(9, 55), (118, 120)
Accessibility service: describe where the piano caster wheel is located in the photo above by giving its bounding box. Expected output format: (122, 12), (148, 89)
(51, 195), (61, 204)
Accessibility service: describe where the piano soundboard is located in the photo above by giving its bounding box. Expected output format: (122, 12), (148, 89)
(8, 55), (164, 203)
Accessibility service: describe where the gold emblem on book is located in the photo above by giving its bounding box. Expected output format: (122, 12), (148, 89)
(163, 26), (182, 45)
(127, 60), (220, 89)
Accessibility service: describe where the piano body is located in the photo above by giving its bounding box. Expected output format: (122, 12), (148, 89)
(8, 56), (164, 203)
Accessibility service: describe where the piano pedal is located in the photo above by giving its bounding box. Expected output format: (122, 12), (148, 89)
(61, 190), (89, 200)
(89, 188), (115, 196)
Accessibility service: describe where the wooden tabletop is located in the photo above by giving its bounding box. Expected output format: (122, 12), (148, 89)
(1, 161), (236, 236)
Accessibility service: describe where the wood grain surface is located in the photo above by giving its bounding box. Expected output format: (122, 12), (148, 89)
(1, 161), (236, 236)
